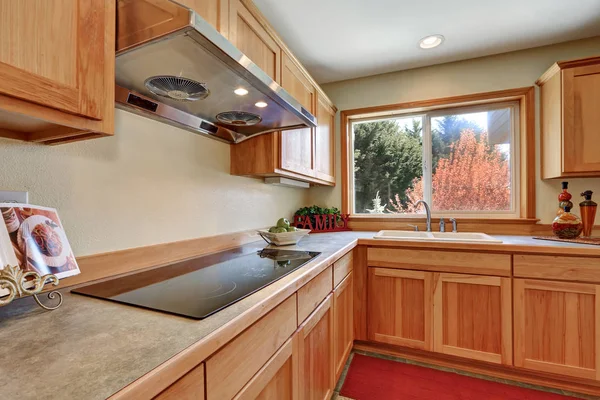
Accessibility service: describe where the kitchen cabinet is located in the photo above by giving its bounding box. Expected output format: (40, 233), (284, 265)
(333, 272), (353, 382)
(155, 363), (205, 400)
(297, 266), (332, 324)
(314, 95), (336, 183)
(538, 56), (600, 178)
(228, 2), (336, 186)
(280, 53), (316, 177)
(206, 295), (297, 400)
(514, 279), (600, 380)
(368, 268), (434, 351)
(234, 336), (298, 400)
(433, 274), (512, 365)
(297, 295), (335, 400)
(177, 0), (227, 33)
(0, 0), (115, 144)
(228, 0), (281, 81)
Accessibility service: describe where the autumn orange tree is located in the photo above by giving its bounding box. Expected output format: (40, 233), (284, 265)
(389, 129), (510, 213)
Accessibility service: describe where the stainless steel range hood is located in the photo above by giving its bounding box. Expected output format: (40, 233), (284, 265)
(115, 0), (316, 144)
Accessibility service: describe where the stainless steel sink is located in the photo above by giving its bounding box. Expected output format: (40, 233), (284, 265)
(373, 230), (503, 243)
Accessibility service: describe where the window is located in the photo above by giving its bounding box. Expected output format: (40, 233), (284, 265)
(349, 101), (520, 217)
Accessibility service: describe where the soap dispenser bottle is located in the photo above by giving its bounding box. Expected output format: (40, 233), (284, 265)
(580, 190), (597, 238)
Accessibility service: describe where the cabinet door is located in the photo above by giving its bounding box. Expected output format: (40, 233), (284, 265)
(234, 336), (298, 400)
(0, 0), (108, 120)
(314, 96), (336, 184)
(563, 64), (600, 174)
(514, 279), (600, 380)
(368, 268), (434, 351)
(297, 295), (334, 400)
(333, 272), (353, 382)
(280, 53), (315, 177)
(228, 0), (280, 81)
(155, 363), (204, 400)
(177, 0), (226, 32)
(433, 274), (512, 365)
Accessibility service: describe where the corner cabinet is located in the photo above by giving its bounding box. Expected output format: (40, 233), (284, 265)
(0, 0), (115, 145)
(538, 56), (600, 178)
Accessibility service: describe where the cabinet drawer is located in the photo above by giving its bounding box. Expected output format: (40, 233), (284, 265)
(367, 248), (511, 277)
(155, 363), (205, 400)
(206, 295), (297, 400)
(514, 255), (600, 282)
(298, 266), (333, 324)
(333, 251), (353, 288)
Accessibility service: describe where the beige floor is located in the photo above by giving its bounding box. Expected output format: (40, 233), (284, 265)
(331, 351), (599, 400)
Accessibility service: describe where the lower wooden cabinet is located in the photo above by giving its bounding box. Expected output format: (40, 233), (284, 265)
(297, 295), (335, 400)
(155, 363), (205, 400)
(333, 272), (353, 381)
(368, 268), (434, 350)
(433, 274), (512, 365)
(514, 279), (600, 380)
(234, 336), (298, 400)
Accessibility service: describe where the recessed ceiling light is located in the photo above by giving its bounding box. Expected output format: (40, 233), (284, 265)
(419, 34), (444, 49)
(234, 88), (249, 96)
(255, 101), (268, 108)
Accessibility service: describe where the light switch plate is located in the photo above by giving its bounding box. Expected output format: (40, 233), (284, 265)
(0, 191), (29, 204)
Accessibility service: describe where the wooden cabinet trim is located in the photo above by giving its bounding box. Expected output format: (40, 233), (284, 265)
(233, 335), (298, 400)
(205, 295), (297, 400)
(297, 266), (333, 325)
(367, 247), (511, 276)
(154, 363), (205, 400)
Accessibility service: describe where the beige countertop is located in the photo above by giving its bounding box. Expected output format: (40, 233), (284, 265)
(1, 231), (599, 400)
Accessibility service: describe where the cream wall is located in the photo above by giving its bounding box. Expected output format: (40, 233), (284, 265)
(310, 36), (600, 224)
(0, 110), (308, 256)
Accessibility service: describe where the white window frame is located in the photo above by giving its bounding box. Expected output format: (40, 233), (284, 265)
(349, 101), (521, 218)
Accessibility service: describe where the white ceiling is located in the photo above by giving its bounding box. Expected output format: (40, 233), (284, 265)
(253, 0), (600, 83)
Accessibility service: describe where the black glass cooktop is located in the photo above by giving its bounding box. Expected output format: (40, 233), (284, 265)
(72, 247), (320, 319)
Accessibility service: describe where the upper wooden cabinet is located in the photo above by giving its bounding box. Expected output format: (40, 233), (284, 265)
(176, 0), (227, 33)
(226, 2), (336, 186)
(280, 53), (316, 177)
(514, 279), (600, 380)
(228, 0), (281, 81)
(0, 0), (115, 145)
(538, 56), (600, 178)
(315, 96), (336, 183)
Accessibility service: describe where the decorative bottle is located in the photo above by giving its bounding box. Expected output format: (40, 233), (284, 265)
(580, 190), (597, 238)
(557, 181), (573, 216)
(552, 205), (583, 239)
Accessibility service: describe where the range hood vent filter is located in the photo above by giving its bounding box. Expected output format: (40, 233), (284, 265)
(216, 111), (262, 126)
(144, 76), (210, 102)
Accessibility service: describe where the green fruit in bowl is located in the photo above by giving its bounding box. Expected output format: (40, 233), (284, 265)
(269, 227), (287, 234)
(276, 218), (290, 228)
(286, 226), (298, 232)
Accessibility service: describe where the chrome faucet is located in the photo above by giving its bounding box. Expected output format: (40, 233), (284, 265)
(439, 218), (446, 232)
(414, 200), (432, 232)
(449, 218), (458, 233)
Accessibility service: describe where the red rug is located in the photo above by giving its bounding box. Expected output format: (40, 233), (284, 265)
(340, 354), (579, 400)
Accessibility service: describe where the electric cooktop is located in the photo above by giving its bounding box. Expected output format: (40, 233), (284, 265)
(72, 246), (320, 319)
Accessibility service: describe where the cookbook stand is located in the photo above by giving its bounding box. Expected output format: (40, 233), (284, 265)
(0, 264), (63, 310)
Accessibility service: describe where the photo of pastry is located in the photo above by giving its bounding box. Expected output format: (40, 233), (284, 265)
(0, 203), (79, 279)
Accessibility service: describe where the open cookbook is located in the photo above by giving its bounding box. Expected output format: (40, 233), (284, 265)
(0, 203), (79, 296)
